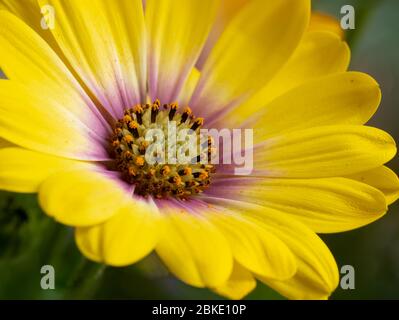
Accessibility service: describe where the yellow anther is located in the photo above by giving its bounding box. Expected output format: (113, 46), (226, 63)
(169, 103), (178, 120)
(153, 99), (161, 107)
(161, 165), (171, 176)
(123, 115), (132, 123)
(172, 176), (182, 185)
(199, 171), (209, 180)
(191, 118), (204, 130)
(124, 151), (133, 160)
(151, 101), (160, 123)
(139, 140), (149, 154)
(133, 104), (143, 113)
(195, 118), (204, 125)
(152, 103), (160, 111)
(183, 107), (192, 115)
(129, 121), (139, 129)
(128, 166), (137, 176)
(180, 107), (192, 124)
(135, 156), (145, 167)
(123, 135), (134, 144)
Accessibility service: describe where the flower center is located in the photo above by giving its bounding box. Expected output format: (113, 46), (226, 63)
(110, 100), (215, 199)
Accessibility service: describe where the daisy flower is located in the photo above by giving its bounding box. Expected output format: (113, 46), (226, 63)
(0, 0), (398, 300)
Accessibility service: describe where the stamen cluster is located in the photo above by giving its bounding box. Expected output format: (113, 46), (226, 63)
(111, 100), (215, 199)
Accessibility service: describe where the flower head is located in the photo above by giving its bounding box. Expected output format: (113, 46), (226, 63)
(0, 0), (398, 299)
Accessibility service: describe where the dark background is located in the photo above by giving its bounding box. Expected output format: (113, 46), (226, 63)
(0, 0), (398, 299)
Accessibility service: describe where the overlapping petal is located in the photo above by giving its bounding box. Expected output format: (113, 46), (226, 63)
(204, 197), (339, 299)
(212, 262), (256, 300)
(196, 0), (249, 69)
(250, 72), (381, 141)
(0, 138), (13, 149)
(0, 0), (60, 51)
(0, 81), (109, 160)
(309, 11), (345, 39)
(208, 209), (296, 279)
(211, 177), (387, 233)
(254, 125), (396, 178)
(0, 147), (94, 193)
(0, 10), (110, 138)
(146, 0), (220, 103)
(39, 169), (131, 226)
(348, 166), (399, 205)
(226, 32), (351, 127)
(190, 0), (310, 122)
(75, 199), (161, 266)
(39, 0), (147, 118)
(155, 203), (233, 288)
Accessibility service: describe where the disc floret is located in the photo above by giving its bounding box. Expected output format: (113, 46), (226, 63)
(111, 100), (215, 199)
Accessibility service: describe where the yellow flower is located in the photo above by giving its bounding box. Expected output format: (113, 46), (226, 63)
(308, 11), (345, 38)
(0, 0), (398, 300)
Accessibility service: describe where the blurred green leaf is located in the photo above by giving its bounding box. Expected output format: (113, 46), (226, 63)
(0, 192), (43, 260)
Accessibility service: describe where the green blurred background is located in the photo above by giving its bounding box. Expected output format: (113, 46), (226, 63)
(0, 0), (398, 299)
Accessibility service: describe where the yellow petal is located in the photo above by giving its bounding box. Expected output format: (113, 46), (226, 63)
(265, 31), (350, 99)
(255, 125), (397, 178)
(197, 0), (249, 69)
(213, 262), (256, 300)
(213, 177), (387, 233)
(204, 197), (339, 300)
(229, 32), (351, 126)
(146, 0), (220, 103)
(0, 0), (38, 27)
(348, 166), (399, 205)
(75, 199), (161, 266)
(0, 10), (110, 136)
(190, 0), (310, 121)
(39, 0), (147, 118)
(156, 207), (233, 288)
(218, 0), (248, 23)
(208, 209), (296, 279)
(0, 138), (13, 149)
(309, 11), (345, 39)
(0, 80), (109, 160)
(256, 209), (339, 300)
(0, 0), (60, 51)
(178, 68), (201, 106)
(0, 147), (94, 193)
(250, 72), (380, 141)
(39, 169), (130, 227)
